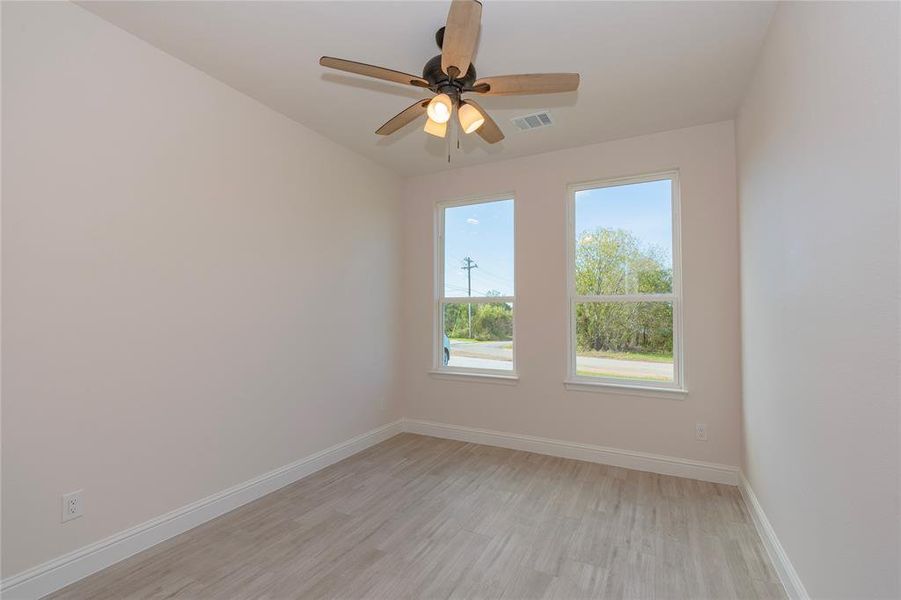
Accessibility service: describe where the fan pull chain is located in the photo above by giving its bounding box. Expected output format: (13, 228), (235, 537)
(447, 107), (455, 163)
(453, 108), (460, 158)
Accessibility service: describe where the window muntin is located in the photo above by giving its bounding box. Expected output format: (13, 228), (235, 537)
(568, 174), (682, 390)
(437, 197), (515, 374)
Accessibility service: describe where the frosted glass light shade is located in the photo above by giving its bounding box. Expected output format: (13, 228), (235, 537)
(427, 94), (452, 124)
(423, 117), (447, 138)
(458, 102), (485, 134)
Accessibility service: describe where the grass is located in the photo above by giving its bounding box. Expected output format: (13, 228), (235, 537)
(576, 370), (672, 382)
(576, 349), (673, 363)
(449, 341), (668, 364)
(449, 338), (513, 346)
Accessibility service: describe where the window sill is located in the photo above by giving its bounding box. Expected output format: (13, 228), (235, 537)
(428, 370), (519, 385)
(563, 379), (687, 400)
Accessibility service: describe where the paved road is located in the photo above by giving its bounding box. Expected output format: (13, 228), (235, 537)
(448, 340), (672, 380)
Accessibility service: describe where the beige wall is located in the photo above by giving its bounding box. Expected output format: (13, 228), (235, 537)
(7, 1), (899, 595)
(1, 1), (402, 577)
(400, 121), (743, 467)
(736, 2), (900, 598)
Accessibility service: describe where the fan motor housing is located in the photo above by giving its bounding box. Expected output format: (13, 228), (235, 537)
(423, 28), (477, 93)
(423, 55), (476, 93)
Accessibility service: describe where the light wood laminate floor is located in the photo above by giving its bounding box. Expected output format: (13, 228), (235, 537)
(47, 433), (786, 599)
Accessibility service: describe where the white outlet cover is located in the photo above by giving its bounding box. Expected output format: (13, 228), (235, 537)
(62, 490), (83, 522)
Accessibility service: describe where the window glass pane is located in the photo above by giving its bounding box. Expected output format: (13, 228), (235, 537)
(575, 301), (673, 382)
(444, 199), (514, 298)
(443, 302), (513, 371)
(574, 180), (672, 295)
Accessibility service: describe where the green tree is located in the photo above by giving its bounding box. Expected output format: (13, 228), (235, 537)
(471, 303), (513, 341)
(444, 303), (469, 338)
(444, 290), (513, 341)
(575, 228), (673, 354)
(575, 229), (671, 296)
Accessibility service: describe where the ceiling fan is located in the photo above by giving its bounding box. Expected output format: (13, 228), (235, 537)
(319, 0), (580, 146)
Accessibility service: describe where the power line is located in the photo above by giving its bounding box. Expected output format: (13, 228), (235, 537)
(446, 285), (491, 296)
(446, 255), (512, 285)
(476, 266), (513, 284)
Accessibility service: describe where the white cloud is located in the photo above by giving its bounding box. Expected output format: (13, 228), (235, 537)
(466, 218), (480, 225)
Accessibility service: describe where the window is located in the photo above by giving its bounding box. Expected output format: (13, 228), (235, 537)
(566, 172), (683, 391)
(435, 196), (515, 375)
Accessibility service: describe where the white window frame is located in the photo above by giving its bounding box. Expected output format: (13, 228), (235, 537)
(432, 193), (517, 381)
(564, 170), (686, 396)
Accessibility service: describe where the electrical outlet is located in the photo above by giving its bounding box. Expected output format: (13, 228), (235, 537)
(62, 490), (83, 522)
(695, 423), (708, 442)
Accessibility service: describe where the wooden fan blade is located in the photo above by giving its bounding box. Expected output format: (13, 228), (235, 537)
(375, 100), (430, 135)
(470, 73), (580, 96)
(441, 0), (481, 78)
(464, 99), (503, 144)
(320, 56), (429, 88)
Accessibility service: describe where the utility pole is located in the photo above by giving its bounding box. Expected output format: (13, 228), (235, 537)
(461, 257), (478, 338)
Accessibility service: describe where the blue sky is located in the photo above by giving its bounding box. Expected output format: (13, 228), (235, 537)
(444, 199), (514, 297)
(575, 179), (673, 264)
(443, 181), (672, 298)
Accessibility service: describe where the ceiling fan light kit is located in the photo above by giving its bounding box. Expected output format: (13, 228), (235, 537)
(319, 0), (580, 157)
(424, 117), (448, 138)
(458, 102), (485, 134)
(427, 94), (453, 124)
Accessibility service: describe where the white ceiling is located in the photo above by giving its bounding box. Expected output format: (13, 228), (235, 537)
(80, 1), (775, 177)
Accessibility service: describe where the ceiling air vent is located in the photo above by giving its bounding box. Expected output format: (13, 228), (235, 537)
(511, 111), (554, 131)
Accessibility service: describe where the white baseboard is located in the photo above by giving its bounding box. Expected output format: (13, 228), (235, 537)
(403, 418), (740, 485)
(0, 420), (404, 600)
(738, 473), (809, 600)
